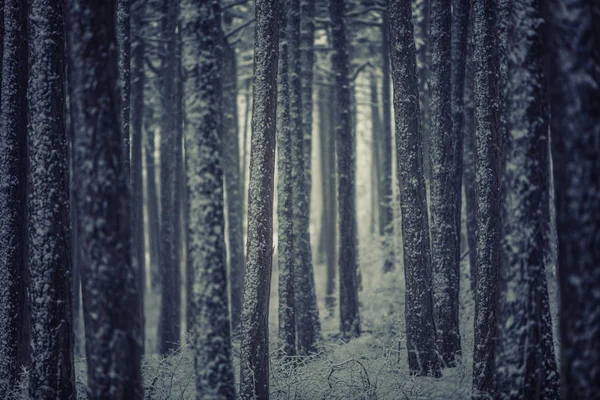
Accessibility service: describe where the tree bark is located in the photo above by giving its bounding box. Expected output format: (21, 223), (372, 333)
(494, 1), (560, 398)
(471, 1), (502, 397)
(277, 0), (296, 358)
(118, 0), (131, 177)
(180, 0), (237, 396)
(412, 0), (430, 179)
(67, 0), (143, 396)
(389, 0), (441, 378)
(545, 1), (600, 398)
(330, 0), (360, 341)
(0, 0), (28, 395)
(300, 0), (315, 207)
(157, 0), (181, 355)
(239, 0), (279, 396)
(222, 39), (245, 335)
(369, 72), (383, 237)
(428, 0), (461, 366)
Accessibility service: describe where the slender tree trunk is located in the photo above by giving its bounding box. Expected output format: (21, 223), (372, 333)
(545, 1), (600, 398)
(131, 0), (146, 352)
(381, 13), (395, 273)
(325, 84), (337, 317)
(0, 0), (27, 395)
(389, 0), (441, 378)
(463, 17), (477, 292)
(413, 0), (430, 179)
(317, 85), (330, 260)
(118, 0), (131, 177)
(222, 39), (245, 335)
(290, 0), (320, 355)
(277, 0), (296, 358)
(239, 0), (279, 396)
(67, 0), (143, 396)
(146, 124), (161, 290)
(428, 0), (461, 366)
(330, 0), (360, 340)
(27, 1), (76, 397)
(300, 0), (315, 207)
(180, 0), (236, 396)
(369, 72), (383, 237)
(157, 0), (181, 355)
(471, 1), (502, 397)
(494, 2), (560, 398)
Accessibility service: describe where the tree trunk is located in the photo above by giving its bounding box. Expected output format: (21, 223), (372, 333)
(27, 1), (76, 397)
(239, 0), (279, 397)
(222, 39), (245, 335)
(0, 0), (27, 395)
(389, 0), (441, 378)
(180, 0), (236, 396)
(413, 0), (430, 179)
(157, 0), (181, 355)
(471, 1), (502, 397)
(131, 0), (146, 352)
(290, 0), (320, 356)
(277, 0), (296, 358)
(545, 1), (600, 398)
(300, 0), (315, 208)
(369, 72), (383, 237)
(428, 0), (461, 366)
(326, 84), (337, 317)
(118, 0), (131, 177)
(330, 0), (360, 340)
(381, 13), (395, 273)
(67, 0), (143, 396)
(494, 1), (560, 398)
(145, 124), (161, 290)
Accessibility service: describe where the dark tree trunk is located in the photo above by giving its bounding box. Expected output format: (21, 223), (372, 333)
(389, 0), (441, 378)
(27, 1), (76, 397)
(277, 0), (296, 358)
(545, 1), (600, 398)
(330, 0), (360, 340)
(222, 39), (245, 335)
(428, 0), (461, 366)
(381, 13), (395, 273)
(0, 0), (27, 395)
(180, 0), (236, 396)
(118, 0), (131, 177)
(290, 0), (320, 356)
(463, 17), (477, 293)
(131, 0), (146, 352)
(413, 0), (430, 178)
(471, 0), (502, 397)
(67, 0), (143, 396)
(145, 124), (161, 290)
(300, 0), (315, 207)
(157, 0), (181, 355)
(239, 0), (279, 396)
(494, 1), (560, 398)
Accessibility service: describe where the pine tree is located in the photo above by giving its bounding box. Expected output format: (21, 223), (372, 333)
(0, 0), (27, 395)
(67, 0), (143, 396)
(180, 0), (236, 396)
(277, 0), (296, 358)
(494, 1), (560, 398)
(471, 0), (502, 397)
(545, 1), (600, 398)
(118, 0), (131, 177)
(300, 0), (315, 200)
(388, 0), (440, 377)
(239, 0), (279, 396)
(330, 0), (360, 340)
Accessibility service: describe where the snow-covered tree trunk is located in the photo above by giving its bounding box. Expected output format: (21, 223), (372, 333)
(118, 0), (131, 177)
(158, 0), (181, 355)
(471, 0), (502, 397)
(0, 0), (27, 395)
(67, 0), (143, 396)
(131, 0), (146, 351)
(222, 39), (245, 334)
(389, 0), (441, 378)
(289, 0), (320, 356)
(277, 0), (296, 358)
(494, 2), (560, 398)
(428, 0), (461, 366)
(381, 13), (395, 273)
(330, 0), (360, 340)
(27, 1), (77, 397)
(545, 1), (600, 398)
(300, 0), (315, 204)
(180, 0), (236, 396)
(239, 0), (279, 396)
